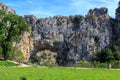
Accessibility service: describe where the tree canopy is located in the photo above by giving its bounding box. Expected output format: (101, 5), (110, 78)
(95, 45), (120, 63)
(0, 10), (29, 60)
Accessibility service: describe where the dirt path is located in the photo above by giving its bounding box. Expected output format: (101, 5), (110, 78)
(74, 67), (120, 70)
(5, 60), (120, 70)
(7, 60), (31, 67)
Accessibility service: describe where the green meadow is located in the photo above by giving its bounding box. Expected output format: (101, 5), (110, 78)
(0, 67), (119, 80)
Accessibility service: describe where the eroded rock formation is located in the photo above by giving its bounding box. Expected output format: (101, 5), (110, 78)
(1, 2), (120, 66)
(24, 7), (114, 66)
(13, 32), (30, 60)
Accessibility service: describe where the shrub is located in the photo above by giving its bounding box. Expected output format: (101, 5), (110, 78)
(94, 45), (120, 69)
(93, 61), (108, 68)
(96, 48), (114, 63)
(74, 60), (95, 68)
(40, 61), (57, 67)
(111, 61), (120, 69)
(31, 55), (39, 63)
(74, 60), (111, 69)
(13, 48), (24, 62)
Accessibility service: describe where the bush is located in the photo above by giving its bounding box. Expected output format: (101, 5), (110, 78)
(74, 60), (95, 68)
(96, 48), (114, 63)
(111, 61), (120, 69)
(94, 45), (120, 69)
(93, 61), (108, 68)
(31, 55), (39, 63)
(13, 48), (24, 62)
(74, 60), (111, 69)
(113, 51), (120, 61)
(40, 61), (57, 67)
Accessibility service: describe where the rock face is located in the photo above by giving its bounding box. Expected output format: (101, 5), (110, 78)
(14, 32), (30, 60)
(35, 50), (57, 65)
(114, 2), (120, 46)
(1, 2), (120, 66)
(88, 7), (108, 18)
(24, 7), (113, 66)
(116, 2), (120, 20)
(0, 2), (15, 14)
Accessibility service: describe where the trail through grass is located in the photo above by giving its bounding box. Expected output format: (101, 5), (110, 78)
(0, 61), (18, 66)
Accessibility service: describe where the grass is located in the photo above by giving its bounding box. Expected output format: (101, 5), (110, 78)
(0, 67), (119, 80)
(0, 60), (18, 66)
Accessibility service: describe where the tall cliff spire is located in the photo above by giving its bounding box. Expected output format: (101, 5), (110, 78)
(119, 1), (120, 6)
(115, 1), (120, 20)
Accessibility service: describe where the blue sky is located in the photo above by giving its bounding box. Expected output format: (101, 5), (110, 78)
(0, 0), (119, 18)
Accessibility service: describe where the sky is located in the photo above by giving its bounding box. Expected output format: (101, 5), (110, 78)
(0, 0), (119, 18)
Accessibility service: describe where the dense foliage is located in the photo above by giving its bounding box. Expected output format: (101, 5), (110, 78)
(95, 45), (120, 63)
(0, 10), (29, 60)
(74, 45), (120, 68)
(88, 45), (120, 68)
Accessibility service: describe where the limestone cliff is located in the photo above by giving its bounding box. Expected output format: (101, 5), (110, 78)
(1, 2), (120, 66)
(24, 7), (113, 66)
(14, 32), (30, 60)
(114, 3), (120, 46)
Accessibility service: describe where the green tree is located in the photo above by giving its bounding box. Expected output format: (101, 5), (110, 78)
(96, 48), (114, 63)
(113, 50), (120, 60)
(109, 45), (120, 61)
(0, 10), (29, 60)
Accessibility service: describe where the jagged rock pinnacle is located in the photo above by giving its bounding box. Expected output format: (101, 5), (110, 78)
(87, 7), (108, 18)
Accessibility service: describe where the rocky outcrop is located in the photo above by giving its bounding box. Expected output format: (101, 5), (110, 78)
(24, 7), (113, 66)
(0, 2), (15, 14)
(116, 2), (120, 21)
(35, 50), (57, 65)
(1, 2), (120, 66)
(13, 32), (30, 60)
(87, 7), (109, 18)
(113, 2), (120, 46)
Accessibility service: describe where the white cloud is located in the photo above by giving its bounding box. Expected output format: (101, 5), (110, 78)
(3, 0), (120, 18)
(69, 0), (120, 17)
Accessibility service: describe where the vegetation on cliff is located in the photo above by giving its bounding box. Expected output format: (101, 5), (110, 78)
(0, 10), (29, 60)
(0, 1), (120, 68)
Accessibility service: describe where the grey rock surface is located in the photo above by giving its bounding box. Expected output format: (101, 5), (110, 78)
(24, 8), (113, 66)
(1, 1), (120, 66)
